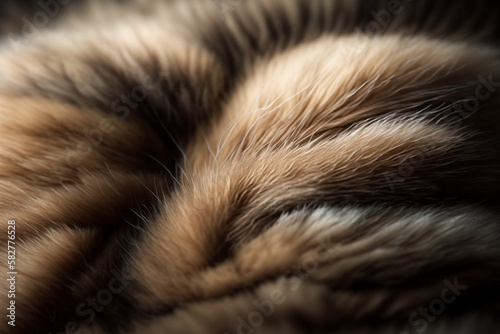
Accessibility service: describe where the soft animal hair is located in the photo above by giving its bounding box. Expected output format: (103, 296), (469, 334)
(0, 0), (500, 333)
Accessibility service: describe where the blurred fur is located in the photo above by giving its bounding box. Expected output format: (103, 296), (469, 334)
(0, 0), (500, 333)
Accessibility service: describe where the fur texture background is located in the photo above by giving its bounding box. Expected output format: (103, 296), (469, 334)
(0, 0), (500, 333)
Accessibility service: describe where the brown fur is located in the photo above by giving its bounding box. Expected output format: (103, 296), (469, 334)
(0, 0), (500, 333)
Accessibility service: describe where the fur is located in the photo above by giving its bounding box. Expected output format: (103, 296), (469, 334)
(0, 0), (500, 333)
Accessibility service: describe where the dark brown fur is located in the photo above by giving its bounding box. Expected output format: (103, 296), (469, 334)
(0, 1), (500, 333)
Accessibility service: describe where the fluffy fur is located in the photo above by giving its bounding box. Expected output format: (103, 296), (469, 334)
(0, 0), (500, 333)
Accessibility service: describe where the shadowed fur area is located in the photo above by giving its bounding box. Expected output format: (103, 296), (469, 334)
(0, 0), (500, 333)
